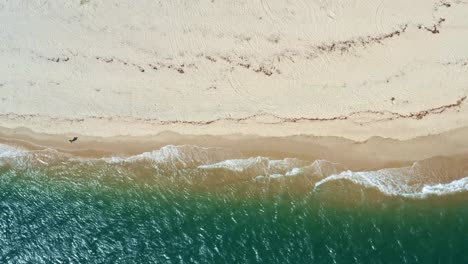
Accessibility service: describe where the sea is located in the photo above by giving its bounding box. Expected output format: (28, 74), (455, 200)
(0, 144), (467, 263)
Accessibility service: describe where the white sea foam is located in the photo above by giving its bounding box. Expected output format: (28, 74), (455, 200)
(269, 173), (284, 179)
(314, 158), (468, 198)
(308, 160), (344, 178)
(1, 142), (466, 199)
(285, 167), (303, 177)
(103, 145), (237, 168)
(419, 177), (468, 197)
(254, 168), (304, 181)
(315, 168), (414, 195)
(249, 159), (345, 180)
(0, 144), (27, 158)
(198, 157), (269, 171)
(198, 156), (312, 179)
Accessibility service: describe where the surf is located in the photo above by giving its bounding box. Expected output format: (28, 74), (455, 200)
(0, 143), (467, 199)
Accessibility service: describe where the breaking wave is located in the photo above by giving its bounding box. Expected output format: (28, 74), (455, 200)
(0, 144), (467, 199)
(314, 158), (468, 198)
(0, 144), (27, 158)
(102, 145), (240, 167)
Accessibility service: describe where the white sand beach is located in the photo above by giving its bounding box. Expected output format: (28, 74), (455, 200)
(0, 0), (467, 140)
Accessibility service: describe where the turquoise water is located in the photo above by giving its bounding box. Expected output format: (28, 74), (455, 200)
(1, 145), (467, 263)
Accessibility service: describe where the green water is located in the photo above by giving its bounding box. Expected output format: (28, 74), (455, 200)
(0, 168), (467, 263)
(0, 146), (467, 263)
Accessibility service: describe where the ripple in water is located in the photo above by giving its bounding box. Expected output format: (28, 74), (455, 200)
(0, 144), (467, 263)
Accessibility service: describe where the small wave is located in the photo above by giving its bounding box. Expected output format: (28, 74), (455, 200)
(0, 144), (239, 170)
(198, 157), (268, 172)
(0, 144), (27, 158)
(2, 143), (467, 199)
(420, 177), (468, 197)
(251, 160), (345, 181)
(314, 157), (468, 198)
(285, 167), (303, 176)
(103, 145), (239, 168)
(0, 145), (72, 167)
(198, 157), (312, 177)
(0, 144), (343, 178)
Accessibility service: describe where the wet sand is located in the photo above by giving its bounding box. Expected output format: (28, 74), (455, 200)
(1, 1), (468, 261)
(1, 0), (468, 141)
(1, 126), (468, 171)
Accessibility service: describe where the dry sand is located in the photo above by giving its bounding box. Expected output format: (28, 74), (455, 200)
(0, 0), (468, 141)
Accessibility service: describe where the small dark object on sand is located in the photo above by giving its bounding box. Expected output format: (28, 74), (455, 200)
(69, 137), (78, 143)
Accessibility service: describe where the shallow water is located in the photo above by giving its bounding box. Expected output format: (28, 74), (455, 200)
(0, 144), (467, 263)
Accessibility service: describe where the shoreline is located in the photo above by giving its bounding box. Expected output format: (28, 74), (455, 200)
(1, 0), (468, 172)
(1, 1), (467, 262)
(1, 1), (468, 144)
(2, 125), (468, 171)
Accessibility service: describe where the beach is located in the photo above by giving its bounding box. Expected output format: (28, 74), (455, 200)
(1, 0), (468, 140)
(1, 0), (468, 263)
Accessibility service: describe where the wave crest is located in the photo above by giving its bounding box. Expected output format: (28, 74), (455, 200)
(1, 144), (467, 198)
(104, 145), (240, 168)
(315, 157), (468, 198)
(0, 144), (27, 158)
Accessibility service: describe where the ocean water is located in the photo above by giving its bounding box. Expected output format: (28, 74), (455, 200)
(0, 144), (467, 263)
